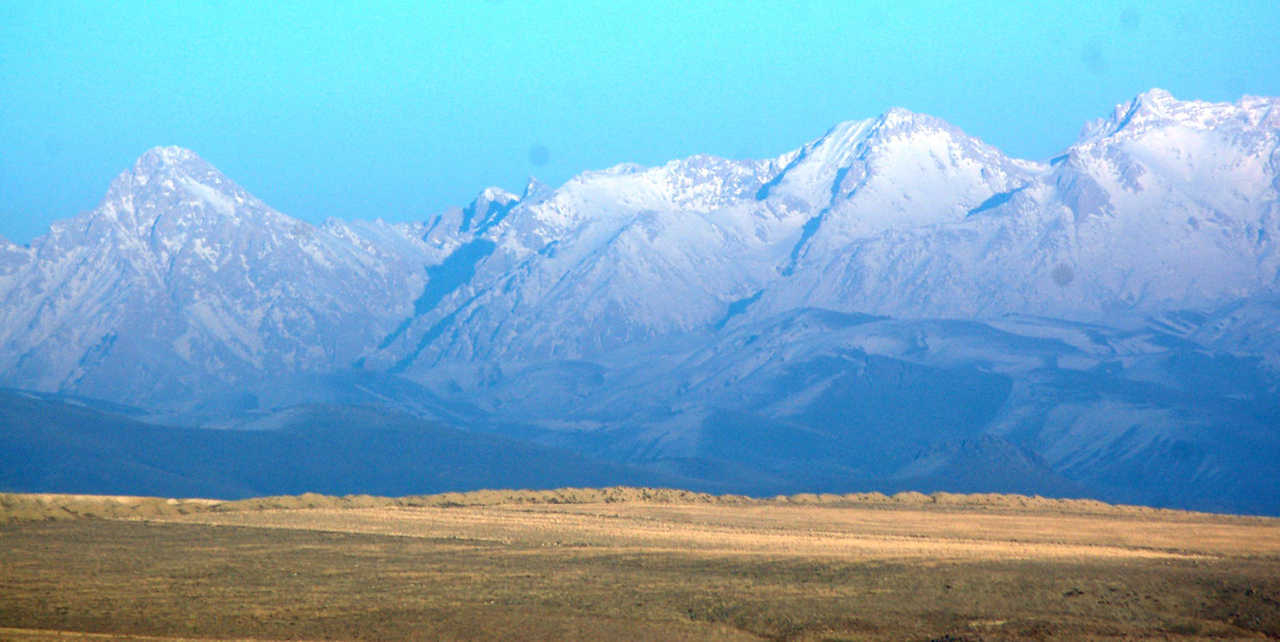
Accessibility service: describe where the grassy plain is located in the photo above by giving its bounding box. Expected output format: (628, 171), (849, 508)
(1, 489), (1278, 640)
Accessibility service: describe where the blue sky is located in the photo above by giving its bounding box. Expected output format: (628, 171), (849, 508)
(2, 1), (1278, 243)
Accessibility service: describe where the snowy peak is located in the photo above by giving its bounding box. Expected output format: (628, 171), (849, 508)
(760, 107), (1034, 213)
(460, 186), (520, 234)
(868, 107), (953, 140)
(1080, 88), (1280, 142)
(478, 186), (519, 204)
(88, 146), (273, 238)
(1082, 88), (1185, 139)
(0, 145), (446, 407)
(133, 145), (207, 174)
(813, 108), (968, 159)
(521, 176), (551, 201)
(1055, 88), (1280, 211)
(799, 108), (942, 158)
(781, 90), (1280, 322)
(111, 146), (235, 200)
(1125, 87), (1179, 116)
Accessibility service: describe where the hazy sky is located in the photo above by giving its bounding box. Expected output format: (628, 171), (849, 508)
(2, 1), (1279, 243)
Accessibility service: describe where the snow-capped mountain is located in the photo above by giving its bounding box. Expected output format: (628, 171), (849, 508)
(3, 90), (1279, 512)
(0, 147), (439, 407)
(357, 90), (1279, 378)
(364, 106), (1045, 373)
(763, 89), (1280, 321)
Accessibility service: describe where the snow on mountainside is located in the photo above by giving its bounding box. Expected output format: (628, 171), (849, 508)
(3, 90), (1280, 512)
(365, 107), (1044, 373)
(362, 90), (1279, 379)
(3, 90), (1278, 402)
(762, 89), (1280, 322)
(764, 108), (1042, 260)
(358, 153), (798, 372)
(0, 147), (438, 407)
(2, 88), (1269, 401)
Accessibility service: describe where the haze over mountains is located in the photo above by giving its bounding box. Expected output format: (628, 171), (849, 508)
(2, 90), (1278, 514)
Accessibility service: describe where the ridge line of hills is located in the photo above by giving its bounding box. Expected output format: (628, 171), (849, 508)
(6, 485), (1268, 524)
(1, 88), (1279, 515)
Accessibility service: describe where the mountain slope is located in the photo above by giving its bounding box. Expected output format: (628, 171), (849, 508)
(763, 90), (1280, 321)
(366, 108), (1041, 372)
(8, 91), (1274, 399)
(1, 90), (1278, 513)
(0, 148), (440, 408)
(471, 307), (1280, 513)
(0, 389), (690, 498)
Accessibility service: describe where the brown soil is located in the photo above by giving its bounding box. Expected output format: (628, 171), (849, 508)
(1, 489), (1277, 640)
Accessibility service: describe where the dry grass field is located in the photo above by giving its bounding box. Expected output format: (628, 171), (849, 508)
(1, 489), (1279, 640)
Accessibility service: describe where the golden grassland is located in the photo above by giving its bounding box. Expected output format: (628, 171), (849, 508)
(1, 488), (1278, 640)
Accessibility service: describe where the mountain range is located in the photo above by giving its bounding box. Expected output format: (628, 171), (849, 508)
(2, 89), (1278, 513)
